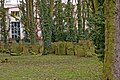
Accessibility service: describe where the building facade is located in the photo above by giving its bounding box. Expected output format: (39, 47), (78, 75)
(0, 0), (24, 40)
(0, 0), (42, 41)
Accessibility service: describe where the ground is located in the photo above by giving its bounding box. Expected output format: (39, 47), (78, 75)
(0, 54), (103, 80)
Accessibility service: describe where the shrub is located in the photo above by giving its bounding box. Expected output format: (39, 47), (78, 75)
(66, 42), (74, 55)
(74, 45), (85, 57)
(76, 40), (95, 57)
(57, 41), (66, 55)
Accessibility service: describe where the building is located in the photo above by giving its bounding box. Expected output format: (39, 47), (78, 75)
(0, 0), (24, 40)
(0, 0), (42, 41)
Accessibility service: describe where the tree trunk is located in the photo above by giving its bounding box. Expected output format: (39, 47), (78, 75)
(103, 0), (120, 80)
(30, 1), (36, 44)
(29, 1), (36, 44)
(50, 0), (54, 17)
(103, 0), (115, 79)
(40, 0), (52, 55)
(1, 0), (8, 47)
(113, 0), (120, 79)
(66, 0), (75, 42)
(82, 0), (86, 38)
(26, 0), (36, 45)
(77, 0), (82, 41)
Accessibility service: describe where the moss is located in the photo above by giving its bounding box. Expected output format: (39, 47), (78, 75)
(103, 0), (116, 80)
(93, 0), (98, 14)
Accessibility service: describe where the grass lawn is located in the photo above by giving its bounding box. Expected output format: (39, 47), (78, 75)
(0, 54), (103, 80)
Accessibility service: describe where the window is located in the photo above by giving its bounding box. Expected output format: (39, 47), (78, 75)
(11, 22), (20, 39)
(11, 11), (19, 17)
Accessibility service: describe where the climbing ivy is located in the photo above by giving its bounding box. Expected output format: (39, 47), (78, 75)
(39, 0), (52, 55)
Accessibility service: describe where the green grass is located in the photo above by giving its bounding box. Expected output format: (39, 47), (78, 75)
(0, 54), (103, 80)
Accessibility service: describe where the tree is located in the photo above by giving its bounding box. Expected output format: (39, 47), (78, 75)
(52, 0), (68, 41)
(52, 0), (63, 41)
(25, 0), (36, 44)
(50, 0), (54, 18)
(81, 0), (86, 38)
(65, 0), (76, 42)
(0, 0), (9, 48)
(103, 0), (120, 80)
(39, 0), (52, 55)
(19, 0), (29, 42)
(77, 0), (91, 40)
(19, 0), (36, 44)
(87, 0), (105, 60)
(77, 0), (82, 41)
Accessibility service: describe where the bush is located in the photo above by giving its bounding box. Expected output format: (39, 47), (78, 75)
(52, 41), (66, 55)
(58, 41), (66, 55)
(51, 40), (95, 57)
(74, 45), (85, 57)
(66, 42), (74, 55)
(76, 40), (95, 57)
(29, 44), (43, 55)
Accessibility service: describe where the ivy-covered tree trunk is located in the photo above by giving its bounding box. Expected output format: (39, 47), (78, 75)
(50, 0), (54, 17)
(88, 0), (105, 60)
(92, 0), (98, 14)
(0, 0), (8, 47)
(66, 0), (76, 42)
(77, 0), (82, 41)
(52, 0), (65, 41)
(29, 1), (36, 44)
(103, 0), (120, 80)
(40, 0), (52, 55)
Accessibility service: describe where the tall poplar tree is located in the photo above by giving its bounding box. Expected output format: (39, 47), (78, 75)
(66, 0), (76, 42)
(52, 0), (66, 41)
(39, 0), (52, 55)
(77, 0), (88, 40)
(77, 0), (82, 41)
